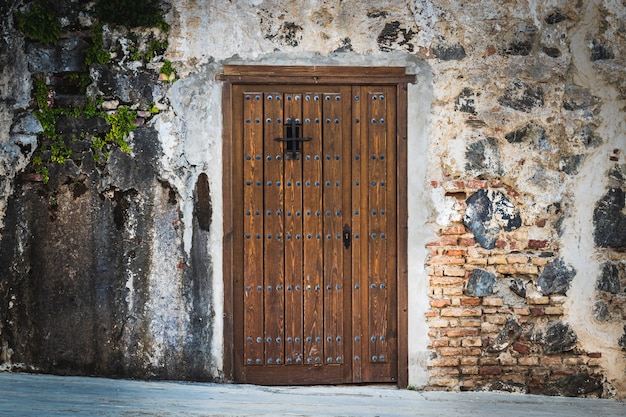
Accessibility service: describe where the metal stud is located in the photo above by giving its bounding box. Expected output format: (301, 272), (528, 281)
(256, 337), (262, 343)
(267, 358), (273, 364)
(327, 357), (333, 363)
(255, 358), (261, 364)
(246, 337), (252, 342)
(295, 337), (300, 342)
(372, 356), (378, 361)
(355, 356), (360, 361)
(355, 336), (360, 341)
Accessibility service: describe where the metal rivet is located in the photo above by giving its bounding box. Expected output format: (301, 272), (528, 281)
(306, 337), (312, 342)
(267, 286), (272, 291)
(371, 119), (377, 124)
(315, 286), (320, 291)
(336, 285), (341, 290)
(287, 285), (292, 291)
(315, 357), (321, 363)
(336, 336), (342, 342)
(380, 336), (385, 341)
(314, 96), (320, 101)
(372, 96), (377, 101)
(267, 358), (273, 364)
(326, 119), (331, 124)
(355, 118), (360, 124)
(337, 357), (342, 362)
(277, 118), (281, 123)
(372, 233), (377, 238)
(355, 181), (360, 186)
(327, 336), (332, 342)
(255, 358), (261, 364)
(245, 95), (251, 100)
(307, 357), (312, 363)
(245, 233), (251, 239)
(305, 118), (311, 123)
(266, 118), (271, 123)
(276, 285), (282, 291)
(327, 284), (332, 290)
(255, 95), (260, 100)
(246, 285), (252, 291)
(256, 337), (262, 343)
(246, 119), (251, 124)
(295, 286), (301, 291)
(306, 286), (311, 291)
(354, 233), (359, 238)
(266, 337), (272, 342)
(355, 284), (360, 289)
(246, 337), (252, 342)
(256, 286), (262, 291)
(371, 283), (376, 289)
(245, 181), (251, 186)
(315, 118), (320, 123)
(295, 337), (300, 342)
(325, 96), (331, 101)
(355, 336), (360, 341)
(327, 357), (333, 363)
(372, 356), (378, 362)
(296, 358), (302, 363)
(380, 355), (385, 361)
(371, 336), (376, 341)
(305, 95), (310, 101)
(247, 358), (252, 364)
(255, 118), (260, 123)
(380, 283), (386, 289)
(355, 356), (360, 361)
(334, 119), (339, 124)
(380, 119), (385, 124)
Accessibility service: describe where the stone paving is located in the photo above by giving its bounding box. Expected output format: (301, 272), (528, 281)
(1, 373), (625, 416)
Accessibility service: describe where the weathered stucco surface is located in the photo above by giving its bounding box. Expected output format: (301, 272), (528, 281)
(0, 0), (624, 397)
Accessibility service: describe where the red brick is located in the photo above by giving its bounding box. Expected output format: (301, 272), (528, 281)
(495, 239), (507, 249)
(514, 308), (530, 316)
(528, 239), (549, 249)
(445, 249), (466, 257)
(430, 299), (452, 308)
(588, 352), (602, 358)
(461, 297), (481, 306)
(442, 224), (466, 235)
(443, 267), (466, 277)
(465, 180), (489, 189)
(430, 276), (464, 286)
(439, 347), (466, 356)
(530, 307), (545, 316)
(479, 366), (503, 375)
(444, 328), (480, 337)
(430, 339), (449, 348)
(427, 256), (466, 265)
(541, 357), (562, 366)
(432, 358), (460, 367)
(458, 237), (476, 247)
(441, 308), (482, 317)
(513, 342), (531, 355)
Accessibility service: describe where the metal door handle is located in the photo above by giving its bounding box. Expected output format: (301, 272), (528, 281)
(343, 224), (351, 249)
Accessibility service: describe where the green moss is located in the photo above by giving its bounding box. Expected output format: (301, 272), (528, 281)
(14, 0), (61, 46)
(85, 24), (111, 67)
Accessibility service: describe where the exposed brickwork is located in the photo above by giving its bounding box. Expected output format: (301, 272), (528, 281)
(426, 181), (604, 395)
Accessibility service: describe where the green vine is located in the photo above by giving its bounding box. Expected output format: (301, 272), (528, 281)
(32, 77), (136, 183)
(84, 24), (111, 67)
(14, 0), (61, 46)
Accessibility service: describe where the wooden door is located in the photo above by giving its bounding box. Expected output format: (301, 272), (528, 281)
(231, 84), (398, 385)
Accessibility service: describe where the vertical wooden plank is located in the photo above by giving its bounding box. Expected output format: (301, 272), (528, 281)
(302, 92), (323, 366)
(263, 92), (285, 365)
(242, 92), (265, 366)
(395, 83), (408, 387)
(351, 86), (364, 381)
(283, 93), (304, 365)
(367, 90), (389, 364)
(322, 92), (344, 366)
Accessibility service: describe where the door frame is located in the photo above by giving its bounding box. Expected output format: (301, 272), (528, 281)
(219, 66), (414, 387)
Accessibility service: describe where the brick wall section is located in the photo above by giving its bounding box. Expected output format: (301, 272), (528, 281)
(425, 181), (603, 394)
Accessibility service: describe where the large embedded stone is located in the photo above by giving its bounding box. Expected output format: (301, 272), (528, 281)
(593, 187), (626, 248)
(563, 84), (600, 111)
(504, 121), (548, 149)
(463, 189), (521, 249)
(537, 258), (576, 295)
(454, 88), (477, 114)
(432, 42), (466, 61)
(465, 137), (503, 177)
(10, 112), (42, 135)
(488, 318), (522, 352)
(93, 66), (157, 106)
(619, 326), (626, 351)
(596, 263), (620, 294)
(539, 321), (578, 354)
(465, 268), (496, 296)
(26, 38), (90, 73)
(498, 80), (544, 112)
(591, 39), (614, 61)
(541, 374), (603, 397)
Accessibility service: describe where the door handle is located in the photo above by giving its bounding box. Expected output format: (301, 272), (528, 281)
(343, 224), (351, 249)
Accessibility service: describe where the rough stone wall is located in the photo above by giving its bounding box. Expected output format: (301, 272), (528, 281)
(0, 0), (624, 397)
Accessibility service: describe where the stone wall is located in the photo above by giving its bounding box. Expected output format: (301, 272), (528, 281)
(0, 0), (624, 397)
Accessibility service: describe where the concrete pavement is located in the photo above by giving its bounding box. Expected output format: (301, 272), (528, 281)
(0, 372), (625, 416)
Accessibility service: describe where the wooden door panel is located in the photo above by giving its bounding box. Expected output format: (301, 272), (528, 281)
(242, 92), (265, 367)
(234, 84), (397, 384)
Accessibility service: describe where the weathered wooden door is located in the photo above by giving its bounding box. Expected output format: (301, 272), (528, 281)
(230, 82), (399, 385)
